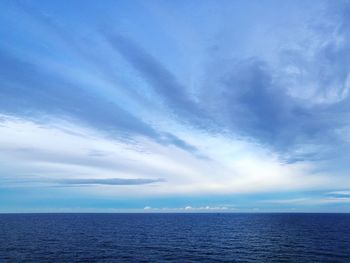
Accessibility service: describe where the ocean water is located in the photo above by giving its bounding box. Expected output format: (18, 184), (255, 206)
(0, 213), (350, 262)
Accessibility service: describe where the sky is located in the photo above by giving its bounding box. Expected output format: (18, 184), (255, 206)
(1, 0), (350, 212)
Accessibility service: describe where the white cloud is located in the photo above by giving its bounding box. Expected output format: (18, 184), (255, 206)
(0, 113), (347, 197)
(141, 205), (231, 212)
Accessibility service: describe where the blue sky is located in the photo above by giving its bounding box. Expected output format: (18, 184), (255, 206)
(1, 0), (350, 212)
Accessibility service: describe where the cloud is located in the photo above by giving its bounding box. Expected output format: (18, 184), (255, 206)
(0, 50), (204, 157)
(4, 0), (350, 164)
(0, 1), (204, 156)
(56, 178), (165, 186)
(2, 0), (350, 211)
(0, 51), (157, 138)
(105, 34), (210, 124)
(327, 190), (350, 196)
(187, 1), (350, 168)
(276, 1), (350, 105)
(142, 205), (231, 212)
(263, 194), (350, 205)
(1, 113), (338, 197)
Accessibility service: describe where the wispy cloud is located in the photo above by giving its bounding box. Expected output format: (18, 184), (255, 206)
(57, 178), (165, 186)
(263, 194), (350, 205)
(1, 0), (350, 211)
(327, 190), (350, 196)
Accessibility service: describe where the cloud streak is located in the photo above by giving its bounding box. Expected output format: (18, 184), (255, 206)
(57, 178), (165, 186)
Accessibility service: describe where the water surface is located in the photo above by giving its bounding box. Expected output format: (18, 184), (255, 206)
(0, 213), (349, 262)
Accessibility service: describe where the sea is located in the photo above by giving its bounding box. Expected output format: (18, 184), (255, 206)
(0, 213), (349, 262)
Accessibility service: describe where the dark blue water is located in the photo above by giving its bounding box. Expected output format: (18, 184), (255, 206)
(0, 213), (350, 262)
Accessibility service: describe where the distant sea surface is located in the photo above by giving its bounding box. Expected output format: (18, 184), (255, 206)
(1, 213), (350, 262)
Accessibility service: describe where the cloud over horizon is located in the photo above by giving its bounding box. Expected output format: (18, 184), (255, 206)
(1, 0), (350, 212)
